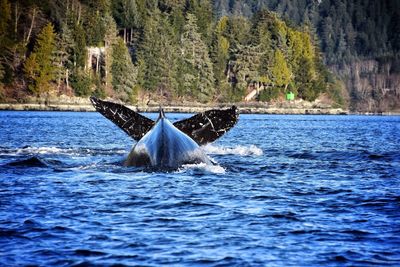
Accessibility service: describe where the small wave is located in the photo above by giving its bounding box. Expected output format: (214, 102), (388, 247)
(6, 156), (49, 167)
(18, 146), (66, 154)
(74, 249), (107, 257)
(203, 144), (263, 156)
(0, 146), (127, 157)
(0, 146), (77, 157)
(178, 162), (226, 174)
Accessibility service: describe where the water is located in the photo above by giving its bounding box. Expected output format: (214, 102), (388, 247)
(0, 111), (399, 266)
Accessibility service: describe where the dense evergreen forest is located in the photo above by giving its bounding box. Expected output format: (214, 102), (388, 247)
(214, 0), (400, 111)
(215, 0), (400, 64)
(0, 0), (343, 105)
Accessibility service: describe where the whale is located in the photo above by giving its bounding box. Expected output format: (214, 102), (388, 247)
(90, 97), (239, 169)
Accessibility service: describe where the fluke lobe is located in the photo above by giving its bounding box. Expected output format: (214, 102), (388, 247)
(90, 97), (239, 169)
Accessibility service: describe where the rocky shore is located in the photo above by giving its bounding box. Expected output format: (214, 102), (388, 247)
(2, 95), (396, 115)
(0, 102), (350, 115)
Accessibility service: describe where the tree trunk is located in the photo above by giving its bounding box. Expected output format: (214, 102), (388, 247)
(77, 3), (81, 25)
(66, 69), (69, 89)
(96, 56), (99, 73)
(130, 28), (133, 44)
(14, 2), (19, 34)
(25, 7), (37, 46)
(57, 73), (61, 90)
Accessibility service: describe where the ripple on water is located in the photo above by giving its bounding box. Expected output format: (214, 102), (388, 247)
(0, 113), (400, 266)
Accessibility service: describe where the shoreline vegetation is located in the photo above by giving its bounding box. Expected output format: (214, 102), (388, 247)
(1, 1), (399, 114)
(0, 1), (349, 114)
(1, 95), (397, 115)
(0, 103), (346, 115)
(2, 103), (398, 115)
(0, 102), (348, 115)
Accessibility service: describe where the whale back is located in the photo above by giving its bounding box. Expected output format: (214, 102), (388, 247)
(125, 117), (210, 168)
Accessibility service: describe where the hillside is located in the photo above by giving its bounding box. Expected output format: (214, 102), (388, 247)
(213, 0), (400, 112)
(2, 0), (396, 112)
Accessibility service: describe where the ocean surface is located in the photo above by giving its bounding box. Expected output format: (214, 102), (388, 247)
(0, 111), (399, 266)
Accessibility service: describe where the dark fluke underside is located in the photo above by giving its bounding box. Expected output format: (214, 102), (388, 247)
(90, 97), (239, 145)
(90, 97), (155, 141)
(173, 106), (239, 145)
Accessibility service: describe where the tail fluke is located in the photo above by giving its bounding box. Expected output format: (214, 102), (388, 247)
(173, 106), (239, 145)
(90, 97), (155, 141)
(90, 97), (239, 145)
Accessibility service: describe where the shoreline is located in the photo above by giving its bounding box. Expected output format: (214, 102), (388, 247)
(1, 102), (399, 115)
(1, 102), (397, 115)
(0, 102), (348, 115)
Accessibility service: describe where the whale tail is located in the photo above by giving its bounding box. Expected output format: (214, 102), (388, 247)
(90, 96), (154, 141)
(90, 96), (239, 145)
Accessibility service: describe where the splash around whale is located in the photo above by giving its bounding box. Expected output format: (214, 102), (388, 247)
(90, 97), (239, 169)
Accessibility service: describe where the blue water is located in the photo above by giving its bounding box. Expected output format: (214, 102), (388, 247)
(0, 111), (400, 266)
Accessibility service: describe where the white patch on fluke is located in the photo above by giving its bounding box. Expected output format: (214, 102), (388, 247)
(203, 144), (263, 156)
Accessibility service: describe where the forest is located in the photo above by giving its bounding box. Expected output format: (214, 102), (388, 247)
(215, 0), (400, 63)
(0, 0), (343, 105)
(214, 0), (400, 112)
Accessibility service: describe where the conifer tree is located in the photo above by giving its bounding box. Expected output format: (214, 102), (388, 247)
(231, 44), (263, 96)
(210, 16), (230, 97)
(24, 23), (57, 95)
(0, 0), (10, 36)
(111, 38), (137, 102)
(180, 13), (214, 102)
(112, 0), (142, 42)
(226, 16), (251, 48)
(255, 17), (274, 88)
(271, 49), (291, 91)
(72, 23), (87, 69)
(54, 23), (75, 91)
(137, 10), (179, 99)
(103, 14), (118, 89)
(186, 0), (214, 44)
(0, 0), (11, 87)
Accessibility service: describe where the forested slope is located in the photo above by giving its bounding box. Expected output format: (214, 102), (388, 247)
(214, 0), (400, 112)
(0, 0), (369, 109)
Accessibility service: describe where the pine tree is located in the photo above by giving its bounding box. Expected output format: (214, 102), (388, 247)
(271, 49), (291, 90)
(72, 23), (87, 68)
(0, 0), (11, 87)
(226, 16), (251, 48)
(54, 23), (75, 91)
(186, 0), (214, 44)
(24, 23), (57, 95)
(180, 13), (215, 102)
(111, 38), (137, 102)
(112, 0), (142, 44)
(210, 16), (230, 97)
(103, 14), (118, 90)
(230, 44), (263, 98)
(255, 15), (274, 89)
(137, 10), (179, 100)
(0, 0), (11, 35)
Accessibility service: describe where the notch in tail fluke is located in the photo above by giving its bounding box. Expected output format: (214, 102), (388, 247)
(158, 106), (165, 120)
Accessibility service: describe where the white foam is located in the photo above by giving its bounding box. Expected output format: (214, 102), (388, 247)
(203, 144), (263, 156)
(5, 146), (127, 156)
(178, 162), (226, 174)
(16, 146), (67, 154)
